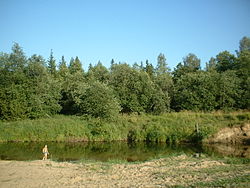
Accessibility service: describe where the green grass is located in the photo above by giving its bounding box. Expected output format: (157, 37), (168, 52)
(0, 111), (249, 142)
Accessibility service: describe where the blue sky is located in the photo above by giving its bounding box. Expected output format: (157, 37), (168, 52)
(1, 0), (250, 70)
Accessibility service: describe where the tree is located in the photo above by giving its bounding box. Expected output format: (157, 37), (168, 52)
(1, 38), (249, 119)
(172, 63), (186, 82)
(236, 50), (250, 109)
(156, 53), (170, 75)
(217, 71), (242, 110)
(239, 36), (250, 52)
(58, 56), (69, 79)
(215, 51), (236, 72)
(132, 62), (140, 71)
(206, 57), (217, 72)
(150, 85), (169, 114)
(26, 55), (61, 118)
(59, 56), (67, 69)
(110, 58), (115, 70)
(78, 82), (121, 119)
(0, 46), (62, 120)
(155, 73), (172, 104)
(3, 43), (28, 85)
(109, 63), (168, 114)
(153, 54), (173, 110)
(144, 60), (154, 79)
(69, 56), (83, 74)
(26, 55), (47, 78)
(172, 71), (218, 111)
(0, 52), (10, 85)
(136, 71), (169, 113)
(87, 61), (110, 83)
(59, 75), (87, 115)
(173, 53), (200, 82)
(58, 56), (69, 78)
(109, 64), (142, 113)
(0, 84), (29, 120)
(8, 42), (27, 72)
(48, 50), (57, 76)
(59, 56), (85, 114)
(183, 53), (200, 71)
(0, 43), (28, 120)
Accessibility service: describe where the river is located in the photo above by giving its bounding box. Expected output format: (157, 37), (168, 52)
(0, 142), (249, 162)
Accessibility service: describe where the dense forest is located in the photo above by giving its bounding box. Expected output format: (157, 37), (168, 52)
(0, 37), (249, 121)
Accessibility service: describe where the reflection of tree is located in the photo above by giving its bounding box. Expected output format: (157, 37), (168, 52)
(0, 142), (200, 162)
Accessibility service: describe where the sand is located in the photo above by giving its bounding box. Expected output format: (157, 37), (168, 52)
(0, 155), (249, 188)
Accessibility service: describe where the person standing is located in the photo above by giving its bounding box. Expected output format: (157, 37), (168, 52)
(42, 145), (49, 160)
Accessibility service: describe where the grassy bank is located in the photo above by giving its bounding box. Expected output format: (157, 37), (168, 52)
(0, 111), (249, 143)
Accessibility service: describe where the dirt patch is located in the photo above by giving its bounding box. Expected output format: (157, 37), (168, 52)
(204, 123), (250, 144)
(0, 155), (249, 187)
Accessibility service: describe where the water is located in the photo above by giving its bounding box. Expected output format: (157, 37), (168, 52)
(0, 142), (249, 162)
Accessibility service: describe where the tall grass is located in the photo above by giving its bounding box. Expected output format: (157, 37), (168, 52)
(0, 111), (249, 143)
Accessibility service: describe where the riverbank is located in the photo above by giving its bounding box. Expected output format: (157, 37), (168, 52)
(0, 111), (249, 143)
(0, 154), (249, 188)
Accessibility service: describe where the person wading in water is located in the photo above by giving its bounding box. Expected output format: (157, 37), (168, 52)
(42, 145), (49, 160)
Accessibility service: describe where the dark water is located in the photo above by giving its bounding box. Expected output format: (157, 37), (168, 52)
(0, 142), (249, 162)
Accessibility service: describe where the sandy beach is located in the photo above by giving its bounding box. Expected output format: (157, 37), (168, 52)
(0, 155), (249, 188)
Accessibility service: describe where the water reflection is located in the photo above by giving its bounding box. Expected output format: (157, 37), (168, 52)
(0, 142), (248, 162)
(0, 142), (201, 162)
(203, 144), (250, 158)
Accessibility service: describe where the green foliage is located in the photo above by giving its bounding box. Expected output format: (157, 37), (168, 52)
(144, 60), (154, 79)
(173, 71), (218, 111)
(0, 84), (29, 120)
(237, 50), (250, 109)
(58, 56), (69, 78)
(156, 53), (170, 75)
(109, 64), (145, 113)
(0, 45), (61, 120)
(205, 57), (216, 72)
(0, 45), (29, 120)
(78, 82), (121, 119)
(182, 53), (201, 71)
(215, 51), (236, 72)
(109, 64), (169, 114)
(59, 73), (87, 114)
(26, 55), (62, 118)
(69, 56), (84, 74)
(239, 36), (250, 52)
(154, 74), (172, 110)
(47, 50), (57, 76)
(59, 56), (86, 114)
(0, 37), (249, 120)
(127, 128), (140, 142)
(217, 70), (242, 110)
(86, 61), (109, 83)
(173, 69), (243, 111)
(8, 42), (27, 72)
(172, 53), (200, 82)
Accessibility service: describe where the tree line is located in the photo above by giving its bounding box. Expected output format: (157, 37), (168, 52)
(0, 37), (249, 120)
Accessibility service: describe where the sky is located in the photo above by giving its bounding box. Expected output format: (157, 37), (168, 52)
(1, 0), (250, 70)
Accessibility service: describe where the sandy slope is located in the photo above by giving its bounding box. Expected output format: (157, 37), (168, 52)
(0, 155), (249, 188)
